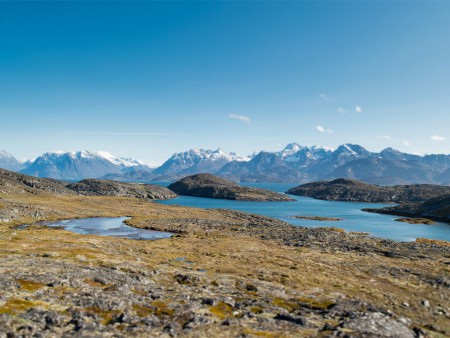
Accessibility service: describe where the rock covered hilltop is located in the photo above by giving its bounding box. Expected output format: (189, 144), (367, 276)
(287, 178), (450, 203)
(66, 179), (176, 200)
(168, 173), (294, 201)
(364, 194), (450, 223)
(287, 178), (450, 223)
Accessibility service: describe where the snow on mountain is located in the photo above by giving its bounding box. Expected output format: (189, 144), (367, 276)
(19, 150), (155, 180)
(330, 144), (372, 166)
(281, 145), (333, 166)
(0, 150), (25, 171)
(152, 148), (249, 177)
(276, 143), (303, 159)
(6, 144), (450, 184)
(95, 151), (156, 169)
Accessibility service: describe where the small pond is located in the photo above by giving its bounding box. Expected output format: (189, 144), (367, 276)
(22, 217), (172, 240)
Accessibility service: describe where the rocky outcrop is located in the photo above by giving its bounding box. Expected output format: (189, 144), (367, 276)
(287, 178), (450, 203)
(168, 174), (294, 201)
(0, 168), (73, 195)
(292, 215), (342, 221)
(364, 194), (450, 223)
(66, 179), (176, 200)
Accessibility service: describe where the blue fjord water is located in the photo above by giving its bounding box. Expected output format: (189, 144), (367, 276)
(157, 182), (450, 242)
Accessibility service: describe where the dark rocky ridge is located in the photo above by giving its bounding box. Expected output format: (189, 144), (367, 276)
(364, 194), (450, 223)
(287, 178), (450, 203)
(66, 179), (176, 200)
(0, 168), (73, 195)
(168, 173), (294, 201)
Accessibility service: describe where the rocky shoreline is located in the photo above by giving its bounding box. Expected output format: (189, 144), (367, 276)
(287, 178), (450, 203)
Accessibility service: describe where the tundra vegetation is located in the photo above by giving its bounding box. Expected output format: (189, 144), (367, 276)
(0, 170), (449, 337)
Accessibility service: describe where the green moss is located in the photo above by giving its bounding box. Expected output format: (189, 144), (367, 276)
(297, 297), (335, 310)
(85, 306), (120, 325)
(16, 279), (45, 292)
(242, 328), (278, 337)
(151, 300), (175, 316)
(272, 297), (299, 312)
(0, 298), (37, 315)
(132, 304), (154, 317)
(131, 288), (148, 296)
(83, 278), (109, 288)
(209, 301), (233, 320)
(250, 306), (263, 314)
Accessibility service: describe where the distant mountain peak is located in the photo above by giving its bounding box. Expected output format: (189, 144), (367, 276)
(0, 150), (26, 171)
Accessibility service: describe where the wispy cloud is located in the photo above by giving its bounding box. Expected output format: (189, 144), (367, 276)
(379, 135), (391, 140)
(316, 125), (325, 133)
(355, 106), (363, 113)
(337, 107), (347, 114)
(318, 93), (329, 101)
(229, 113), (251, 124)
(316, 125), (333, 134)
(430, 135), (446, 142)
(60, 131), (188, 137)
(402, 140), (411, 146)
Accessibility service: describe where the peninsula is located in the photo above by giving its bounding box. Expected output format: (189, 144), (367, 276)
(168, 173), (294, 201)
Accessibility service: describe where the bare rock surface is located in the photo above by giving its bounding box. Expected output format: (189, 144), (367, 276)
(168, 173), (294, 201)
(66, 179), (177, 200)
(287, 178), (450, 203)
(0, 168), (73, 195)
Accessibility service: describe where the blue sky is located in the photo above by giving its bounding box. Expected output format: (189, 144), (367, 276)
(1, 1), (449, 164)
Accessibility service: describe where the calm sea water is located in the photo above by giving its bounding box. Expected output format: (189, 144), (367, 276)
(156, 182), (450, 242)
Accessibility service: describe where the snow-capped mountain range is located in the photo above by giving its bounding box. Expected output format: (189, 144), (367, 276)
(2, 144), (450, 184)
(151, 148), (250, 179)
(18, 150), (156, 181)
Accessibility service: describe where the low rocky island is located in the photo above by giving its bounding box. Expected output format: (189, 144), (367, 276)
(286, 178), (450, 203)
(168, 173), (294, 201)
(293, 215), (343, 221)
(66, 179), (176, 200)
(394, 217), (436, 225)
(0, 168), (449, 337)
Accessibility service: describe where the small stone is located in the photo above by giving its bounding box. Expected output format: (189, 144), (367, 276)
(201, 298), (215, 306)
(421, 300), (430, 308)
(223, 297), (235, 308)
(322, 322), (334, 331)
(398, 317), (409, 325)
(402, 302), (410, 308)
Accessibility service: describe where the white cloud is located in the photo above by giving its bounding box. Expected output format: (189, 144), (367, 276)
(337, 107), (347, 114)
(229, 114), (251, 124)
(430, 135), (446, 142)
(402, 140), (411, 146)
(61, 131), (188, 137)
(316, 125), (333, 134)
(355, 106), (363, 113)
(318, 93), (329, 100)
(379, 135), (392, 140)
